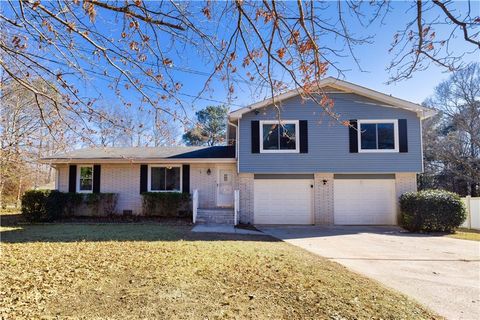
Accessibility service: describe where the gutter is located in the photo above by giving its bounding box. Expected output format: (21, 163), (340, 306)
(40, 158), (237, 165)
(228, 120), (240, 173)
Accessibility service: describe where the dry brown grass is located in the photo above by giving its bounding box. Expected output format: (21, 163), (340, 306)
(447, 228), (480, 241)
(1, 217), (439, 319)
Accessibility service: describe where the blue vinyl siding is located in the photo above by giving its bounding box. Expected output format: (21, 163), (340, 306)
(238, 93), (422, 173)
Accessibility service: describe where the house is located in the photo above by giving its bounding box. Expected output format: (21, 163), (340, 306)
(42, 77), (436, 225)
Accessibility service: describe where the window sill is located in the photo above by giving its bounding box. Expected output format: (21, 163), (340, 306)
(259, 150), (300, 154)
(358, 149), (399, 153)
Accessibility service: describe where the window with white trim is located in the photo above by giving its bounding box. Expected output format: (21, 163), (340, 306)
(260, 120), (299, 153)
(78, 165), (93, 192)
(358, 119), (399, 152)
(148, 165), (181, 192)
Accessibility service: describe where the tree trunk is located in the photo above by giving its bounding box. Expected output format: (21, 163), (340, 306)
(16, 176), (22, 208)
(0, 180), (4, 209)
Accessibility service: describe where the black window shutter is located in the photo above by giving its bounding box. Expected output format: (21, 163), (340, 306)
(399, 119), (408, 153)
(349, 120), (358, 153)
(182, 164), (190, 194)
(68, 165), (77, 193)
(251, 120), (260, 153)
(299, 120), (308, 153)
(93, 165), (101, 193)
(140, 165), (148, 194)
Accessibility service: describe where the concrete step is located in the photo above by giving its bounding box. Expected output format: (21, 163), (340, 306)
(196, 208), (234, 225)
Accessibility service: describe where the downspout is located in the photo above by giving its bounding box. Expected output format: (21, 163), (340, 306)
(53, 164), (59, 191)
(228, 120), (239, 174)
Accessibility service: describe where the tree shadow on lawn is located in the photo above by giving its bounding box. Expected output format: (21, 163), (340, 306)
(0, 222), (277, 244)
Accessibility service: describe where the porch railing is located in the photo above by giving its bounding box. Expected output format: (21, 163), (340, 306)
(192, 189), (198, 224)
(234, 189), (240, 226)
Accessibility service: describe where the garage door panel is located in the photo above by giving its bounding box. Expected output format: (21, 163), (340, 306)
(334, 179), (396, 225)
(254, 179), (313, 225)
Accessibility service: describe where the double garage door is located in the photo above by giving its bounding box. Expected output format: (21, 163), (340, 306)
(253, 177), (396, 225)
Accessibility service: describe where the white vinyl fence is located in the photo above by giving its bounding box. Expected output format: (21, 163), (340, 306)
(461, 196), (480, 230)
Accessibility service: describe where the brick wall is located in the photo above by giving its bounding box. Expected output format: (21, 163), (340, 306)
(57, 164), (143, 214)
(314, 173), (334, 225)
(56, 165), (69, 192)
(55, 164), (417, 223)
(395, 173), (418, 198)
(190, 163), (237, 208)
(101, 164), (143, 214)
(238, 173), (254, 224)
(190, 164), (217, 208)
(395, 173), (417, 220)
(56, 163), (238, 215)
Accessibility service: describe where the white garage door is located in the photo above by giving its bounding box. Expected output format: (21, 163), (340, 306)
(334, 179), (396, 225)
(254, 179), (313, 225)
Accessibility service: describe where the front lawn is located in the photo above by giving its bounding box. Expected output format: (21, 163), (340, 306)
(1, 218), (438, 319)
(447, 228), (480, 241)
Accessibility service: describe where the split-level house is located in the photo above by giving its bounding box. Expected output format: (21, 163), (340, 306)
(43, 77), (436, 225)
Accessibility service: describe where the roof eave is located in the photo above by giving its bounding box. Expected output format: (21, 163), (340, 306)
(40, 158), (237, 165)
(228, 77), (435, 120)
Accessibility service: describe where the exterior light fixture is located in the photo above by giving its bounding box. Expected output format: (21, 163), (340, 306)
(207, 168), (211, 175)
(322, 179), (328, 185)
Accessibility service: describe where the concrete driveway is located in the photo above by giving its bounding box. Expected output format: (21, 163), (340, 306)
(259, 226), (480, 320)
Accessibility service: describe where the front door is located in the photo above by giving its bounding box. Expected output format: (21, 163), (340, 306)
(217, 168), (234, 207)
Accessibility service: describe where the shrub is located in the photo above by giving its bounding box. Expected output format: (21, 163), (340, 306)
(63, 193), (84, 217)
(400, 189), (466, 232)
(21, 190), (67, 222)
(22, 191), (118, 221)
(75, 193), (118, 216)
(142, 192), (191, 217)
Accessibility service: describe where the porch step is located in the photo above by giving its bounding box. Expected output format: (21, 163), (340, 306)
(196, 208), (234, 225)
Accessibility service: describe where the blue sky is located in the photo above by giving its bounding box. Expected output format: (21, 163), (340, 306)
(334, 1), (479, 105)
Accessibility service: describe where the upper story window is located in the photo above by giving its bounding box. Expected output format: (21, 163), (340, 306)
(260, 120), (299, 153)
(148, 165), (181, 192)
(77, 165), (93, 193)
(358, 119), (399, 153)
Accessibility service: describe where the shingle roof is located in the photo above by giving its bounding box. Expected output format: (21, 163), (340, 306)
(43, 146), (235, 161)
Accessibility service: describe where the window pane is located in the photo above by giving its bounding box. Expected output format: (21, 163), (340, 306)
(80, 166), (92, 179)
(151, 167), (165, 191)
(280, 123), (296, 150)
(262, 124), (279, 150)
(378, 123), (395, 149)
(165, 167), (181, 191)
(360, 123), (377, 149)
(80, 178), (92, 191)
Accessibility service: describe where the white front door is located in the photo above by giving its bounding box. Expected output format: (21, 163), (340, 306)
(217, 168), (234, 207)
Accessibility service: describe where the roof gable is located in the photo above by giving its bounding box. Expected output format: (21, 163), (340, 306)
(229, 77), (436, 119)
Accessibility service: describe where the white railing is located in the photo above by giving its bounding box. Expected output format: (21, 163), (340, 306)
(234, 189), (240, 226)
(192, 189), (199, 224)
(461, 196), (480, 230)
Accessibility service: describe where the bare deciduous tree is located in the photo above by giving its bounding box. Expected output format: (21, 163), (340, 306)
(421, 63), (480, 196)
(0, 0), (477, 139)
(0, 79), (75, 207)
